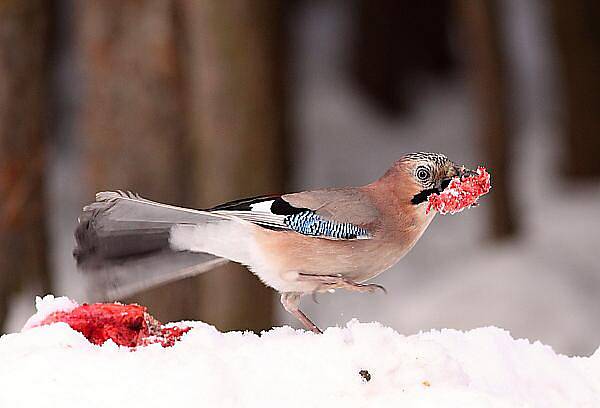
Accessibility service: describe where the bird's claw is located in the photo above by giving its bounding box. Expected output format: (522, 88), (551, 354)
(350, 282), (387, 295)
(370, 283), (387, 294)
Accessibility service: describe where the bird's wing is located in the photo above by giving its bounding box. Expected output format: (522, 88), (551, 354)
(209, 188), (380, 240)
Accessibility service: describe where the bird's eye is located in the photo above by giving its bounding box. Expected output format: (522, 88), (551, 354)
(415, 166), (431, 182)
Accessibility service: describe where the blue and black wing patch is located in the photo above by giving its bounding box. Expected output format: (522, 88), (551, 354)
(283, 211), (370, 239)
(209, 196), (370, 240)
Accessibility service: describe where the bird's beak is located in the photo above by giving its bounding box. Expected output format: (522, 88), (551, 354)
(456, 165), (478, 179)
(439, 164), (477, 191)
(447, 164), (478, 179)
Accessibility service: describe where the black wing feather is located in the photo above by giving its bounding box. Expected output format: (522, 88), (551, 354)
(209, 195), (309, 215)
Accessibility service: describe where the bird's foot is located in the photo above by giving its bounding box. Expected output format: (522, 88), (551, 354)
(344, 281), (387, 294)
(298, 273), (387, 295)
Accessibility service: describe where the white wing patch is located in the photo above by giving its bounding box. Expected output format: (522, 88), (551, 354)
(249, 200), (275, 213)
(211, 211), (286, 229)
(210, 199), (290, 229)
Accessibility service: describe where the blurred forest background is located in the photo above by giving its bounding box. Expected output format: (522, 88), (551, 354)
(1, 0), (599, 355)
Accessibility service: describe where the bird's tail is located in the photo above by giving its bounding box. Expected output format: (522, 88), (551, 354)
(74, 191), (229, 301)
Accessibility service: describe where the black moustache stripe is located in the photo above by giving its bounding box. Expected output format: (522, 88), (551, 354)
(440, 178), (451, 191)
(411, 188), (440, 205)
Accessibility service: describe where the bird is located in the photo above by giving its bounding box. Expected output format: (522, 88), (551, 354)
(74, 152), (477, 333)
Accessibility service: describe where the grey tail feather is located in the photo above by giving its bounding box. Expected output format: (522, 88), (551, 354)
(74, 190), (230, 301)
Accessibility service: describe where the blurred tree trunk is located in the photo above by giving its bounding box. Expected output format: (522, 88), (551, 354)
(352, 0), (455, 117)
(456, 0), (519, 239)
(74, 0), (198, 322)
(551, 0), (600, 179)
(0, 0), (52, 331)
(75, 0), (286, 331)
(178, 0), (286, 332)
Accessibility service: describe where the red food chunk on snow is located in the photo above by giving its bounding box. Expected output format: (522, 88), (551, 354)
(38, 303), (190, 348)
(426, 166), (491, 215)
(139, 326), (192, 348)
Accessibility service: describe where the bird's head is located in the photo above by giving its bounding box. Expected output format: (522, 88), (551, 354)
(403, 152), (477, 206)
(377, 152), (477, 209)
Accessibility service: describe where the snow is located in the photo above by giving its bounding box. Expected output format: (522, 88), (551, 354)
(1, 298), (599, 407)
(22, 295), (79, 330)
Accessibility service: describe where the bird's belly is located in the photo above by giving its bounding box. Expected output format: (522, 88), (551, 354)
(249, 230), (408, 293)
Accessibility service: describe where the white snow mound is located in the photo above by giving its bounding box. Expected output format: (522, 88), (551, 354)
(1, 298), (599, 407)
(21, 294), (79, 330)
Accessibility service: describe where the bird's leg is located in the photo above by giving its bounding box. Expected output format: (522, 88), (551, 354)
(298, 273), (387, 294)
(280, 292), (322, 334)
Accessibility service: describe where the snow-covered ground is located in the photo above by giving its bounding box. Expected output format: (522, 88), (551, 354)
(1, 296), (599, 408)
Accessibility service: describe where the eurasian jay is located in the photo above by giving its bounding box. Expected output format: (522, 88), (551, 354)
(74, 152), (477, 333)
